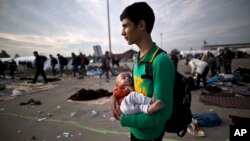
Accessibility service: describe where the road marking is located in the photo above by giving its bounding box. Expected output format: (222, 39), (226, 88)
(1, 112), (177, 141)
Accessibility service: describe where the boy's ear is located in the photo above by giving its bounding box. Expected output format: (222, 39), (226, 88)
(138, 20), (146, 31)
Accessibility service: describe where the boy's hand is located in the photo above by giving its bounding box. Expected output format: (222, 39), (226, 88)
(110, 95), (121, 120)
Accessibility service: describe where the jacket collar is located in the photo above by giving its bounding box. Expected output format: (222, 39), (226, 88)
(135, 42), (158, 63)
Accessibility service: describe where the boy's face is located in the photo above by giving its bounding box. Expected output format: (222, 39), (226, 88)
(121, 18), (141, 45)
(117, 73), (132, 86)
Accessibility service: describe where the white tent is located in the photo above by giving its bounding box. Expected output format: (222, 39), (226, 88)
(1, 56), (75, 71)
(1, 56), (35, 65)
(44, 58), (60, 71)
(0, 58), (12, 62)
(14, 56), (36, 65)
(43, 58), (74, 71)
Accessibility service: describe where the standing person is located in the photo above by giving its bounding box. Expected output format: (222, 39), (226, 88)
(170, 49), (179, 71)
(207, 52), (217, 77)
(32, 51), (48, 83)
(186, 58), (209, 88)
(8, 59), (17, 79)
(79, 52), (87, 78)
(111, 2), (175, 141)
(0, 60), (5, 79)
(57, 53), (67, 76)
(111, 54), (120, 68)
(50, 54), (58, 76)
(201, 51), (209, 62)
(99, 51), (113, 82)
(222, 47), (234, 74)
(215, 55), (223, 74)
(71, 52), (81, 77)
(113, 72), (164, 115)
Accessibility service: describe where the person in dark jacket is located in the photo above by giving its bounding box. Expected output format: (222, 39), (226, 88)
(170, 49), (179, 71)
(71, 52), (81, 77)
(207, 52), (217, 77)
(57, 53), (68, 76)
(222, 47), (234, 74)
(32, 51), (48, 83)
(79, 52), (87, 78)
(0, 60), (6, 79)
(99, 51), (114, 82)
(8, 59), (17, 79)
(50, 54), (58, 76)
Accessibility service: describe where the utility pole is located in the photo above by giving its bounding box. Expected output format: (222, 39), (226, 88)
(107, 0), (112, 53)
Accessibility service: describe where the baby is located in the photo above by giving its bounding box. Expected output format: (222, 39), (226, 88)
(113, 72), (164, 114)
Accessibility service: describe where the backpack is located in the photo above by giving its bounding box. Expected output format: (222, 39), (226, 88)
(51, 58), (58, 65)
(84, 57), (89, 65)
(142, 47), (194, 137)
(76, 56), (82, 65)
(165, 71), (194, 137)
(40, 56), (47, 63)
(61, 57), (68, 65)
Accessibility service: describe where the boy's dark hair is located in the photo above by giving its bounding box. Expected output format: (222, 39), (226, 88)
(120, 2), (155, 33)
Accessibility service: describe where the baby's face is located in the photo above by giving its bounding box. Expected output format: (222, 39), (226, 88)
(117, 73), (132, 86)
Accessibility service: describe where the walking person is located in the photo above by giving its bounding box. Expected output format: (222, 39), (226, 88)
(57, 53), (68, 76)
(79, 52), (88, 78)
(50, 54), (58, 76)
(32, 51), (48, 84)
(8, 59), (17, 79)
(71, 52), (81, 77)
(0, 60), (5, 79)
(99, 51), (114, 82)
(111, 2), (175, 140)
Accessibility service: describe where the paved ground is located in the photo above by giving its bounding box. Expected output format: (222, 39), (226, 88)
(0, 59), (250, 141)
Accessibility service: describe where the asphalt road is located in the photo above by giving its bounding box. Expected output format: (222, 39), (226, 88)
(0, 59), (250, 141)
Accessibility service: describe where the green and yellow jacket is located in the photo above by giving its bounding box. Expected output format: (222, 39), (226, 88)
(120, 43), (175, 140)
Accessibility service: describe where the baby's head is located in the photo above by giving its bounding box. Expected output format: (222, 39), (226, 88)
(116, 72), (133, 86)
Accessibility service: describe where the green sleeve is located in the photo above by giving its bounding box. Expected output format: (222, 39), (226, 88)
(120, 111), (166, 128)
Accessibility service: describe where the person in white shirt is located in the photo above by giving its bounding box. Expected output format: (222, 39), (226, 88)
(186, 58), (209, 88)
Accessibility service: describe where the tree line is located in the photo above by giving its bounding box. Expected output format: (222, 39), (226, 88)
(0, 50), (20, 58)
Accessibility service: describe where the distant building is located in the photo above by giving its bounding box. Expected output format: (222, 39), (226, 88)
(203, 43), (250, 50)
(203, 43), (250, 56)
(180, 50), (217, 58)
(113, 49), (137, 60)
(93, 45), (103, 57)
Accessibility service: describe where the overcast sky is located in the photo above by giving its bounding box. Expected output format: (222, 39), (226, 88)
(0, 0), (250, 57)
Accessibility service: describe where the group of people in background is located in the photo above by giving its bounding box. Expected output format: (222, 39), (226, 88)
(0, 59), (17, 79)
(70, 52), (88, 79)
(0, 50), (120, 84)
(0, 46), (237, 86)
(185, 47), (234, 88)
(32, 51), (89, 83)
